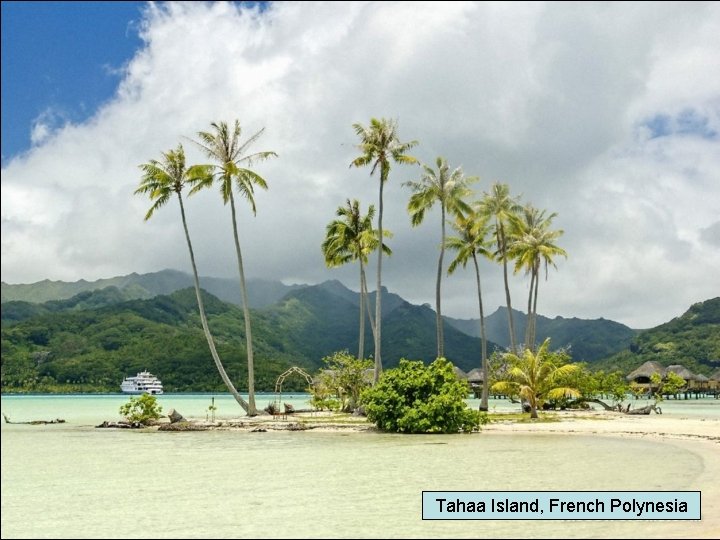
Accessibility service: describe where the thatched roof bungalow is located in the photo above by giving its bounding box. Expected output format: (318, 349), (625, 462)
(666, 364), (695, 383)
(453, 366), (468, 380)
(466, 368), (484, 384)
(709, 369), (720, 390)
(626, 361), (666, 384)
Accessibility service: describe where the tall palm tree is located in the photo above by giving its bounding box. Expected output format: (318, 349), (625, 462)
(509, 205), (567, 350)
(478, 183), (522, 352)
(491, 338), (580, 418)
(350, 118), (418, 382)
(190, 120), (277, 416)
(135, 144), (251, 413)
(404, 157), (476, 358)
(321, 199), (391, 360)
(446, 210), (493, 409)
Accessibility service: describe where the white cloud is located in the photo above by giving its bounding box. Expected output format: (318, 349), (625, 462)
(2, 1), (719, 329)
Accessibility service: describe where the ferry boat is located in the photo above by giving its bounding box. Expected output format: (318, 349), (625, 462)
(120, 371), (164, 395)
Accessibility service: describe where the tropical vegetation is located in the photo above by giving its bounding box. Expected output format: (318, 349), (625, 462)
(362, 357), (485, 433)
(119, 393), (163, 425)
(491, 338), (581, 418)
(310, 351), (373, 412)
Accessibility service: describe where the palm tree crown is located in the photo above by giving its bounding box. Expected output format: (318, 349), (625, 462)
(491, 338), (580, 419)
(477, 182), (522, 352)
(322, 199), (391, 360)
(135, 145), (213, 220)
(509, 204), (567, 349)
(351, 117), (418, 382)
(404, 156), (476, 358)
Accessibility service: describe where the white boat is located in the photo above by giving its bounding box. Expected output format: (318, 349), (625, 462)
(120, 371), (164, 395)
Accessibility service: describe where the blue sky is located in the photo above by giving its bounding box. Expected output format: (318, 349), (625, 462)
(1, 2), (718, 328)
(1, 1), (146, 162)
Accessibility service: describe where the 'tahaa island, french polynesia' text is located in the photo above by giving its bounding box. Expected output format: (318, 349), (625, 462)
(434, 497), (689, 517)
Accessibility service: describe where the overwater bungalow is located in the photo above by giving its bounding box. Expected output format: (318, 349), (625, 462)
(626, 360), (666, 391)
(465, 368), (484, 398)
(627, 361), (717, 399)
(709, 369), (720, 395)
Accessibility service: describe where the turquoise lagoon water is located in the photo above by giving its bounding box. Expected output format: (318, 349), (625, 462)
(2, 394), (718, 538)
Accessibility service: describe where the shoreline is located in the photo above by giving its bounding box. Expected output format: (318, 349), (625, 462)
(148, 408), (720, 443)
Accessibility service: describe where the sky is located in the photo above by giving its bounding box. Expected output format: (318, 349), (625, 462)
(1, 1), (718, 329)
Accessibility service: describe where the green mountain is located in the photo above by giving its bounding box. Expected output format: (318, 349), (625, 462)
(1, 269), (304, 308)
(1, 287), (303, 394)
(0, 281), (499, 393)
(593, 297), (720, 375)
(445, 308), (637, 362)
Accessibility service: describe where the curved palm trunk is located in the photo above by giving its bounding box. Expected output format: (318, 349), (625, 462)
(229, 192), (257, 416)
(435, 205), (446, 358)
(498, 223), (516, 352)
(178, 193), (249, 413)
(374, 178), (384, 383)
(472, 253), (489, 411)
(358, 260), (365, 360)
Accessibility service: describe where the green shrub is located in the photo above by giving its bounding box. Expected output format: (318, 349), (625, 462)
(362, 357), (484, 433)
(119, 394), (163, 425)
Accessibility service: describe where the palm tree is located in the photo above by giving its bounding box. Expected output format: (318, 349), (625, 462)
(404, 157), (476, 358)
(478, 183), (522, 352)
(190, 120), (277, 416)
(321, 199), (391, 360)
(135, 144), (251, 413)
(491, 338), (580, 418)
(509, 205), (567, 350)
(350, 118), (418, 382)
(446, 210), (493, 409)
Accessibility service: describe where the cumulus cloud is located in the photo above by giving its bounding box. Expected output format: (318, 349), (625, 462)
(2, 1), (719, 328)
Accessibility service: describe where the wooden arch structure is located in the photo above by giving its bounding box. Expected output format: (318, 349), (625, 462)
(274, 366), (313, 411)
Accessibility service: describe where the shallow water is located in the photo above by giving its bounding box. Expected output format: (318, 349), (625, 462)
(2, 394), (718, 538)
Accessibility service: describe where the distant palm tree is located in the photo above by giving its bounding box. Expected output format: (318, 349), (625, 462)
(404, 157), (476, 358)
(478, 183), (522, 352)
(351, 118), (418, 382)
(321, 199), (391, 360)
(491, 338), (580, 418)
(446, 210), (493, 409)
(509, 205), (567, 350)
(190, 120), (277, 416)
(135, 144), (251, 412)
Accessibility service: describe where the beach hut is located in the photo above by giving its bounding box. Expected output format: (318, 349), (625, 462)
(665, 365), (695, 386)
(694, 373), (709, 391)
(453, 366), (468, 380)
(465, 368), (484, 398)
(626, 361), (666, 384)
(709, 369), (720, 393)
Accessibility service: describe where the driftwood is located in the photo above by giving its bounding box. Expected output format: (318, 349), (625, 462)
(625, 404), (661, 415)
(158, 422), (210, 431)
(95, 420), (143, 429)
(3, 413), (65, 425)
